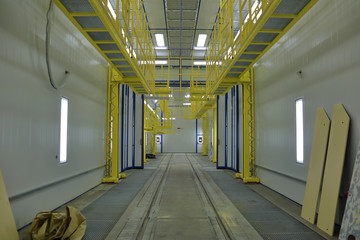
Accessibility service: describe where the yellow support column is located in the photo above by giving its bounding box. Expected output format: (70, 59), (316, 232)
(202, 112), (208, 156)
(236, 69), (259, 183)
(102, 66), (123, 183)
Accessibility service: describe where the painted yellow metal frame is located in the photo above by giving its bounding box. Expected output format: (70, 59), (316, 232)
(206, 0), (318, 96)
(235, 69), (259, 183)
(102, 66), (125, 183)
(53, 0), (156, 95)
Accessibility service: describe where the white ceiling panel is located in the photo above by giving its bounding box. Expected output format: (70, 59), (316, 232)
(143, 0), (166, 28)
(196, 0), (219, 29)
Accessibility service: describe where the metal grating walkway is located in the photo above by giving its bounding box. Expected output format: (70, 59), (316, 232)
(81, 158), (162, 240)
(209, 0), (318, 95)
(80, 153), (325, 239)
(195, 154), (325, 240)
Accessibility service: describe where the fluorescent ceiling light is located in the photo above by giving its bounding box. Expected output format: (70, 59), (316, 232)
(155, 60), (167, 65)
(185, 94), (190, 98)
(155, 34), (165, 47)
(194, 46), (206, 50)
(193, 61), (206, 66)
(107, 0), (116, 19)
(234, 30), (240, 40)
(169, 94), (173, 98)
(155, 46), (167, 50)
(162, 118), (176, 120)
(197, 34), (207, 47)
(183, 103), (191, 106)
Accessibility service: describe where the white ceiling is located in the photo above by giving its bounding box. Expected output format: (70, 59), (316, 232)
(141, 0), (257, 88)
(143, 0), (220, 59)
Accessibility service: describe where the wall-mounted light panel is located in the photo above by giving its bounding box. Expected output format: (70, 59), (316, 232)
(296, 98), (304, 164)
(60, 97), (69, 163)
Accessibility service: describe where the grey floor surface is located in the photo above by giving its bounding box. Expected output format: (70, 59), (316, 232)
(19, 154), (328, 240)
(82, 159), (162, 240)
(195, 154), (325, 240)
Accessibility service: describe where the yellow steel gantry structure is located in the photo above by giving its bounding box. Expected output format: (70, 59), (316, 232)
(53, 0), (156, 95)
(54, 0), (319, 182)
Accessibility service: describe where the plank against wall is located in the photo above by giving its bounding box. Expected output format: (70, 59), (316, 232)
(301, 108), (330, 224)
(0, 170), (19, 240)
(339, 142), (360, 240)
(317, 104), (350, 235)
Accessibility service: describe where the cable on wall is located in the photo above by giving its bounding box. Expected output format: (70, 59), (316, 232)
(46, 0), (70, 90)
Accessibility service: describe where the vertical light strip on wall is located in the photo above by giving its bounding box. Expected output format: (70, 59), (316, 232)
(296, 98), (304, 164)
(60, 97), (69, 163)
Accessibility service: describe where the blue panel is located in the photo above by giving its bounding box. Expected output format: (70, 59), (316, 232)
(196, 119), (198, 153)
(231, 88), (234, 170)
(120, 85), (125, 172)
(236, 85), (240, 172)
(132, 92), (136, 167)
(126, 86), (130, 169)
(216, 95), (219, 168)
(161, 112), (163, 153)
(141, 95), (144, 168)
(225, 93), (228, 168)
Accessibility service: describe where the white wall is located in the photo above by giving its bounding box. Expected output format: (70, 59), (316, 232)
(0, 0), (108, 228)
(254, 0), (360, 213)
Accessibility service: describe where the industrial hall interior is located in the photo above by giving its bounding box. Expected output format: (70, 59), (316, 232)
(1, 0), (360, 239)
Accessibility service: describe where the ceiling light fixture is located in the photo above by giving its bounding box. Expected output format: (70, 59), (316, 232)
(193, 61), (206, 66)
(107, 0), (116, 18)
(155, 60), (168, 65)
(155, 33), (165, 47)
(196, 34), (207, 47)
(155, 46), (167, 50)
(183, 103), (191, 106)
(194, 46), (206, 50)
(234, 30), (240, 40)
(185, 94), (190, 98)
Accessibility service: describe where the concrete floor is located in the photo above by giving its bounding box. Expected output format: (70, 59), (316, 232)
(19, 153), (335, 240)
